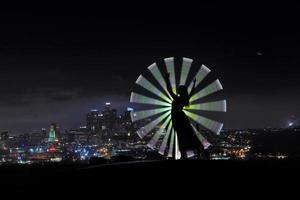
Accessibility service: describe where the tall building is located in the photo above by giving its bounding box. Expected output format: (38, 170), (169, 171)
(86, 103), (118, 138)
(123, 108), (134, 134)
(102, 102), (117, 132)
(86, 109), (101, 133)
(48, 123), (58, 143)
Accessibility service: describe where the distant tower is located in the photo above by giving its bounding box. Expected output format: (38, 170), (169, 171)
(48, 124), (58, 143)
(86, 109), (100, 133)
(102, 102), (117, 132)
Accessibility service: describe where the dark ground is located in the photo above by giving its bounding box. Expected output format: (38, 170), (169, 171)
(0, 160), (299, 197)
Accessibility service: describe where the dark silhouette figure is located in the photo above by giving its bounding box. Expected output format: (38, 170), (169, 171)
(165, 72), (209, 160)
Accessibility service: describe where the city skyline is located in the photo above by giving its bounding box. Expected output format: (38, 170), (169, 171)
(2, 100), (299, 135)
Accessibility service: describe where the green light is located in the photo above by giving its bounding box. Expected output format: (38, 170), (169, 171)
(137, 111), (171, 138)
(147, 115), (171, 149)
(136, 75), (172, 104)
(184, 110), (223, 134)
(159, 121), (172, 155)
(130, 92), (171, 107)
(186, 100), (227, 112)
(190, 79), (223, 103)
(188, 64), (211, 93)
(48, 129), (56, 143)
(131, 107), (171, 122)
(164, 57), (177, 93)
(179, 57), (193, 86)
(148, 63), (172, 100)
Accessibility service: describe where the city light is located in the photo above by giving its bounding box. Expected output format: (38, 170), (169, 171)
(0, 102), (299, 165)
(127, 107), (134, 112)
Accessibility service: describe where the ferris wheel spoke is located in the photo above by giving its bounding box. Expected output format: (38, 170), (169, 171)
(147, 115), (172, 149)
(131, 107), (171, 122)
(164, 57), (177, 92)
(158, 122), (172, 155)
(190, 79), (223, 103)
(184, 110), (223, 135)
(148, 63), (173, 101)
(137, 111), (171, 138)
(188, 64), (211, 93)
(179, 57), (193, 86)
(186, 100), (227, 112)
(191, 123), (211, 149)
(136, 75), (172, 104)
(130, 92), (171, 107)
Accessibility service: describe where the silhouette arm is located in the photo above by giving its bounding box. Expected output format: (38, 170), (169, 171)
(189, 79), (196, 99)
(165, 72), (177, 99)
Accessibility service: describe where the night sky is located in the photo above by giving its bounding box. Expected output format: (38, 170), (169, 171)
(1, 3), (300, 133)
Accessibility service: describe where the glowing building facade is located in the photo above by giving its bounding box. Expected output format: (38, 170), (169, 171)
(86, 103), (118, 137)
(86, 109), (101, 133)
(48, 124), (58, 143)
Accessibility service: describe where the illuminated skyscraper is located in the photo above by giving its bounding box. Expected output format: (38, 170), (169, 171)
(86, 109), (101, 133)
(102, 102), (117, 132)
(86, 103), (118, 137)
(48, 123), (58, 143)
